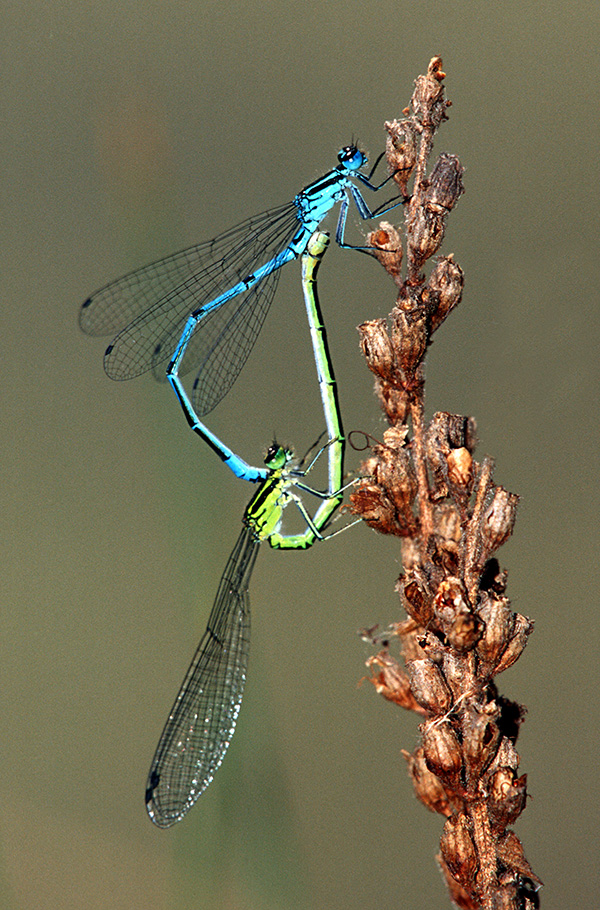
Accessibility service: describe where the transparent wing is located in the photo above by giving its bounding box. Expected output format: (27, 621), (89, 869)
(186, 264), (282, 415)
(80, 201), (300, 390)
(145, 524), (258, 828)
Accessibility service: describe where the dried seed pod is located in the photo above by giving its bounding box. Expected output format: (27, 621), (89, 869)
(433, 502), (462, 574)
(366, 650), (425, 713)
(380, 427), (418, 517)
(426, 412), (477, 498)
(391, 296), (429, 378)
(407, 205), (446, 268)
(375, 380), (411, 425)
(496, 831), (542, 886)
(437, 856), (479, 910)
(422, 720), (462, 787)
(440, 650), (466, 700)
(405, 747), (457, 817)
(399, 574), (434, 626)
(407, 658), (453, 714)
(447, 447), (473, 488)
(462, 704), (502, 779)
(494, 614), (533, 673)
(447, 611), (482, 652)
(433, 578), (478, 652)
(476, 595), (516, 669)
(440, 813), (479, 887)
(489, 768), (528, 830)
(357, 319), (396, 383)
(407, 153), (463, 272)
(349, 480), (404, 536)
(367, 222), (403, 287)
(426, 255), (465, 333)
(354, 428), (418, 537)
(411, 56), (448, 129)
(433, 577), (470, 630)
(384, 118), (417, 196)
(435, 501), (462, 545)
(423, 153), (465, 213)
(481, 487), (520, 554)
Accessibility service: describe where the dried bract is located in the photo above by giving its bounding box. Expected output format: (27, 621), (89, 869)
(426, 255), (465, 333)
(367, 222), (403, 287)
(476, 595), (515, 671)
(493, 614), (533, 674)
(405, 747), (459, 817)
(440, 813), (479, 887)
(384, 118), (418, 196)
(424, 153), (465, 213)
(391, 294), (429, 379)
(422, 720), (462, 789)
(407, 658), (453, 714)
(357, 319), (396, 384)
(407, 204), (447, 271)
(462, 703), (502, 780)
(481, 487), (520, 555)
(411, 56), (449, 129)
(366, 650), (425, 713)
(489, 768), (528, 830)
(399, 574), (434, 626)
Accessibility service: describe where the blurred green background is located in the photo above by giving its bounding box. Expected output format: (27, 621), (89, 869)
(2, 1), (598, 908)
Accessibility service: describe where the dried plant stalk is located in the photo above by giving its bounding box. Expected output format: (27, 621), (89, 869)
(352, 58), (541, 910)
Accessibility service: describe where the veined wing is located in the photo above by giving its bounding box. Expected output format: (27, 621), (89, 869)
(145, 524), (258, 828)
(183, 262), (283, 415)
(79, 201), (299, 382)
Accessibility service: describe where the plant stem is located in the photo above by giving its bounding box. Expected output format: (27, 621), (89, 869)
(352, 58), (541, 910)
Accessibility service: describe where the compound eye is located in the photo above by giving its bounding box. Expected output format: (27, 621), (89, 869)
(337, 146), (366, 170)
(264, 444), (291, 470)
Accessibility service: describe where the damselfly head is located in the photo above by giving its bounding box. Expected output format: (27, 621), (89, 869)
(264, 443), (293, 471)
(338, 145), (367, 171)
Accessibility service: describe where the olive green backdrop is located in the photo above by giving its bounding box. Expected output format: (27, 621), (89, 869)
(2, 1), (598, 908)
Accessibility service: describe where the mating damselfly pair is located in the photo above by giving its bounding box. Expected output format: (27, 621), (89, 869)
(81, 146), (404, 826)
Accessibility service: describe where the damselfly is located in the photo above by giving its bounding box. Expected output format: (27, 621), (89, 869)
(145, 233), (347, 827)
(80, 145), (403, 417)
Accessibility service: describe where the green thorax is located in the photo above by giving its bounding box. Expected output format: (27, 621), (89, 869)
(244, 445), (295, 542)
